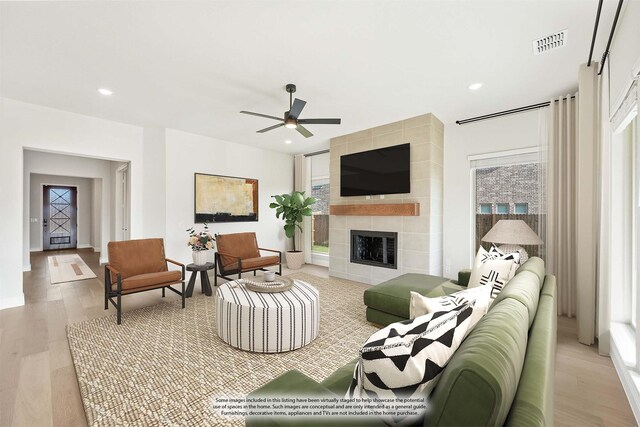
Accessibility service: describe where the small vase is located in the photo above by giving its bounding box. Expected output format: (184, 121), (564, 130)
(192, 250), (208, 266)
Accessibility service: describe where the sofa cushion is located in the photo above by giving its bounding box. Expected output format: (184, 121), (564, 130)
(515, 257), (545, 286)
(505, 276), (557, 427)
(117, 270), (182, 291)
(363, 274), (451, 319)
(107, 238), (168, 283)
(321, 358), (359, 395)
(424, 298), (529, 427)
(490, 270), (540, 328)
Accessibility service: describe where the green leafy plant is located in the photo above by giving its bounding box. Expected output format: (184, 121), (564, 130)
(269, 191), (317, 251)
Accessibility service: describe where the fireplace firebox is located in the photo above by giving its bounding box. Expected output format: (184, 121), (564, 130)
(350, 230), (397, 269)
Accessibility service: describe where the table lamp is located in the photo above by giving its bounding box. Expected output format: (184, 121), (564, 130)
(481, 219), (543, 263)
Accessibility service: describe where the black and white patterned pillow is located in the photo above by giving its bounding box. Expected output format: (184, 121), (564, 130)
(469, 246), (520, 290)
(345, 304), (477, 424)
(488, 245), (522, 276)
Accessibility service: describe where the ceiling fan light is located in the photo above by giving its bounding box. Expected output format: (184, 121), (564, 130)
(284, 118), (297, 129)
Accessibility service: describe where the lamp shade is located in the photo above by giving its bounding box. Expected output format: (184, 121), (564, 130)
(481, 220), (543, 245)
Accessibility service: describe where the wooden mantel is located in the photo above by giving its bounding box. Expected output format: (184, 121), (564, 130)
(330, 203), (420, 217)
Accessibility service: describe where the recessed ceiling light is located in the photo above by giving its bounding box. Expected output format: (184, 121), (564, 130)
(468, 83), (483, 91)
(285, 140), (292, 144)
(98, 88), (113, 96)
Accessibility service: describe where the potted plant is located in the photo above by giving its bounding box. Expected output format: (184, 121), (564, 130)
(269, 191), (316, 270)
(186, 223), (215, 265)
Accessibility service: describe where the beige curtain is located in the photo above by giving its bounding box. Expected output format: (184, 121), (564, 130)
(293, 154), (312, 263)
(547, 94), (578, 318)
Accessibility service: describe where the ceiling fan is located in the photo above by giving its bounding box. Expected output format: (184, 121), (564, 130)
(240, 84), (341, 138)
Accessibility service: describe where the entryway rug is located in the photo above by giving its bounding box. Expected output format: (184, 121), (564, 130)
(48, 254), (97, 284)
(66, 272), (378, 426)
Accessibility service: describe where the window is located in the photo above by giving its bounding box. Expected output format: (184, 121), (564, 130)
(310, 152), (330, 258)
(471, 149), (545, 259)
(514, 203), (528, 214)
(496, 203), (509, 214)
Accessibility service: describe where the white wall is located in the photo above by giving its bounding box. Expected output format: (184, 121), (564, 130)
(1, 98), (143, 309)
(29, 173), (93, 251)
(443, 109), (541, 277)
(164, 129), (294, 267)
(23, 150), (115, 268)
(142, 128), (167, 238)
(609, 0), (640, 112)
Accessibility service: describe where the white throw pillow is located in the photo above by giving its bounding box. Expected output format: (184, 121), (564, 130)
(468, 246), (519, 294)
(409, 285), (491, 335)
(489, 245), (522, 278)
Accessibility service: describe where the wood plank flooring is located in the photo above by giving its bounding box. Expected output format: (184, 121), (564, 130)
(0, 249), (636, 426)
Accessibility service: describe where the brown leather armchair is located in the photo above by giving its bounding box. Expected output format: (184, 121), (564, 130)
(214, 232), (281, 286)
(104, 238), (185, 324)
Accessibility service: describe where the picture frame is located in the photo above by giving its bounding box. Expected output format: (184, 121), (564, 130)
(194, 173), (259, 223)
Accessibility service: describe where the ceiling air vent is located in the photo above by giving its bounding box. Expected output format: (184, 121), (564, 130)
(533, 29), (568, 55)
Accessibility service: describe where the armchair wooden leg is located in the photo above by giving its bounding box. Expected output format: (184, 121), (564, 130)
(104, 292), (108, 310)
(162, 287), (165, 298)
(253, 270), (256, 276)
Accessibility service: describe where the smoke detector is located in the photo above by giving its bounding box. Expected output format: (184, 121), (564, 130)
(533, 29), (568, 55)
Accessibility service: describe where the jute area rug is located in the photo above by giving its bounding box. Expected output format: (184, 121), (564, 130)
(67, 272), (379, 426)
(48, 254), (97, 284)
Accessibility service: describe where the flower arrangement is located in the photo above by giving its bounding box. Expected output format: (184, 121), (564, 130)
(186, 223), (215, 252)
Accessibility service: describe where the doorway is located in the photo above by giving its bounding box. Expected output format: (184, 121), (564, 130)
(43, 185), (77, 250)
(115, 164), (131, 241)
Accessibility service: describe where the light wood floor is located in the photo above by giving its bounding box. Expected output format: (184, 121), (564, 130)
(0, 249), (636, 426)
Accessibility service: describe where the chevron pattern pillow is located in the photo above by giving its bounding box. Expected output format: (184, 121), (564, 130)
(346, 303), (477, 424)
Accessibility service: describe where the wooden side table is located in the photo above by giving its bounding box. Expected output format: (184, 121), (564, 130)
(186, 262), (216, 297)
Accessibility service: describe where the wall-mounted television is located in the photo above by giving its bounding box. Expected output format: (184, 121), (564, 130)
(340, 143), (410, 196)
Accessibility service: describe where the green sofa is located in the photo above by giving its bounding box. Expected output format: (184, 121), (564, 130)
(247, 257), (556, 427)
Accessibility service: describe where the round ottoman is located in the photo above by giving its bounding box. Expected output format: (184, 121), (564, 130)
(215, 279), (320, 353)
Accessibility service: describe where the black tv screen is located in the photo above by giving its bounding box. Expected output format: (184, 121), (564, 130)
(340, 143), (410, 196)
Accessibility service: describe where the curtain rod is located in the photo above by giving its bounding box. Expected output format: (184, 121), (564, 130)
(303, 149), (329, 157)
(587, 0), (604, 67)
(598, 0), (624, 75)
(456, 96), (576, 125)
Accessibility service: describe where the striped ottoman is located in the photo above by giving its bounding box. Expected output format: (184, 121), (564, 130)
(215, 280), (320, 353)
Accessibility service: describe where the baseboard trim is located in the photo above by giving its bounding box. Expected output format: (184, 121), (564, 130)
(30, 247), (43, 252)
(611, 336), (640, 424)
(77, 244), (93, 250)
(99, 256), (108, 265)
(23, 264), (31, 272)
(0, 295), (25, 310)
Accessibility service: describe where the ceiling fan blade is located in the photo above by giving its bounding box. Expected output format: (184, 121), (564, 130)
(288, 98), (307, 119)
(240, 111), (284, 121)
(296, 124), (313, 138)
(298, 118), (341, 125)
(257, 123), (285, 133)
